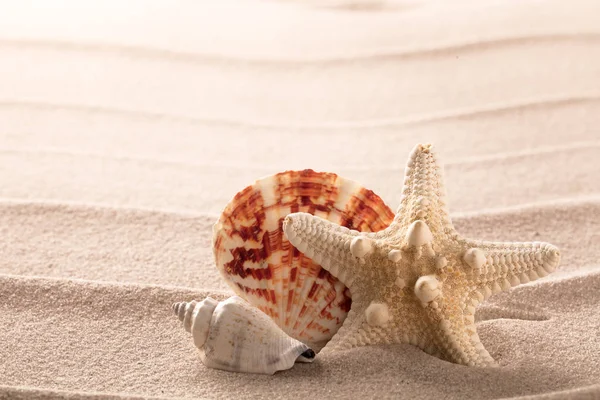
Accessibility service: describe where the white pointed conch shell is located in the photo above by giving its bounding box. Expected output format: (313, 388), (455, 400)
(173, 296), (315, 374)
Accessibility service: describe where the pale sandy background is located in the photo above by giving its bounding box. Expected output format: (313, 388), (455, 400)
(0, 0), (599, 399)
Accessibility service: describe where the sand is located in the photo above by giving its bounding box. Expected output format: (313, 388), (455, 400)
(0, 0), (599, 398)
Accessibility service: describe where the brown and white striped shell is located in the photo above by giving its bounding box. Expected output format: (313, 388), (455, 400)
(212, 170), (394, 351)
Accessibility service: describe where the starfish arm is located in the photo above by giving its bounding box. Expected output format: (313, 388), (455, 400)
(426, 299), (497, 367)
(319, 307), (367, 352)
(461, 239), (561, 304)
(392, 144), (456, 239)
(283, 212), (361, 288)
(321, 303), (436, 357)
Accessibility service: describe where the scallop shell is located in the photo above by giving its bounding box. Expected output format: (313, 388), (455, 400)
(212, 169), (394, 351)
(173, 296), (315, 374)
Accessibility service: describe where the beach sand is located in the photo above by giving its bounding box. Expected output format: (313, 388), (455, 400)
(1, 0), (599, 398)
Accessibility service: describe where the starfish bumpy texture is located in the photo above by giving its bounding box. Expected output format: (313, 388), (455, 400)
(282, 144), (560, 367)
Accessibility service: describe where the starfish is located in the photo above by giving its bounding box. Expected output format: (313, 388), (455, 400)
(282, 144), (560, 367)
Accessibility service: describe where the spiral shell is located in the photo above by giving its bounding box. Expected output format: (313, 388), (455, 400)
(173, 296), (315, 374)
(212, 170), (394, 351)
